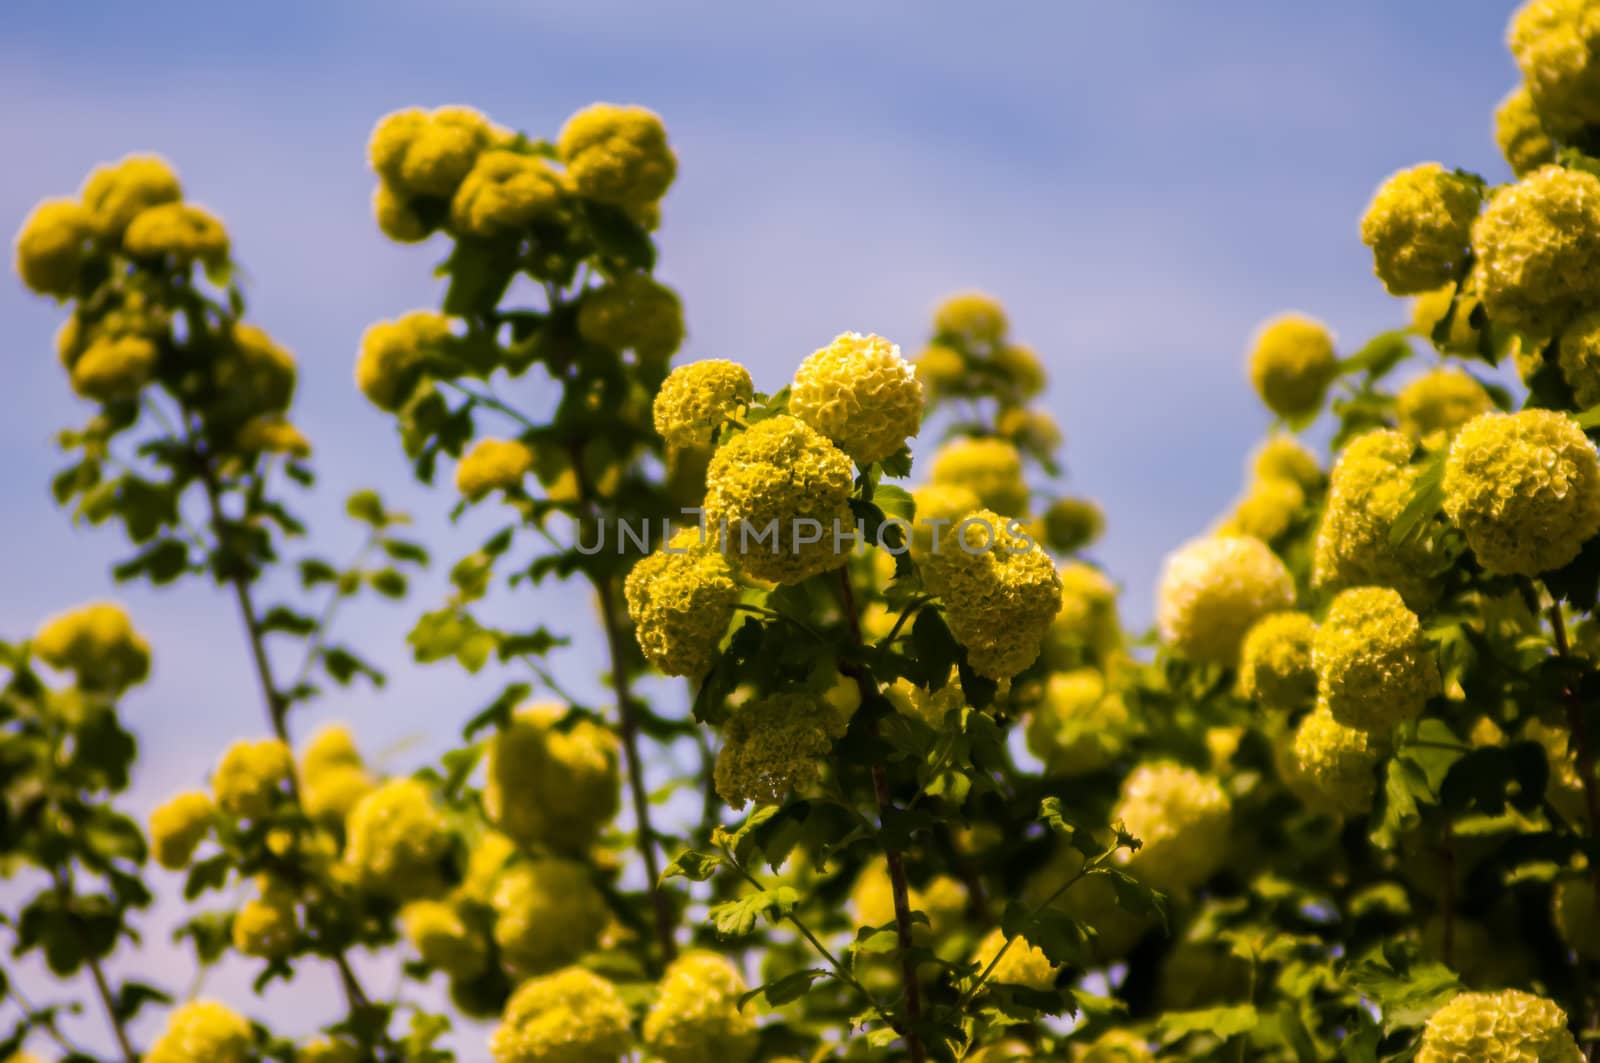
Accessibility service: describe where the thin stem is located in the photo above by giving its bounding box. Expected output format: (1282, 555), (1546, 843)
(3, 976), (88, 1058)
(836, 567), (928, 1063)
(53, 869), (135, 1063)
(286, 529), (380, 700)
(734, 602), (826, 641)
(956, 852), (1107, 1008)
(880, 595), (930, 648)
(444, 380), (539, 431)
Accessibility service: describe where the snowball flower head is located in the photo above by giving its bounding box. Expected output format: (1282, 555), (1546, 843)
(79, 153), (182, 239)
(299, 724), (374, 826)
(211, 322), (297, 419)
(1443, 410), (1600, 576)
(653, 359), (754, 447)
(356, 310), (452, 411)
(1251, 434), (1323, 492)
(929, 437), (1030, 516)
(972, 927), (1058, 992)
(146, 1000), (252, 1063)
(789, 331), (924, 465)
(1495, 84), (1557, 177)
(489, 966), (633, 1063)
(233, 878), (298, 958)
(1043, 496), (1105, 553)
(368, 105), (499, 199)
(1314, 586), (1439, 733)
(483, 703), (620, 854)
(557, 103), (676, 208)
(1247, 313), (1338, 419)
(123, 202), (229, 266)
(1219, 477), (1305, 544)
(993, 342), (1047, 399)
(456, 438), (534, 500)
(491, 858), (610, 975)
(1156, 535), (1294, 667)
(1112, 761), (1232, 891)
(1359, 163), (1481, 295)
(577, 272), (684, 360)
(1025, 667), (1129, 775)
(1291, 706), (1381, 815)
(934, 290), (1009, 348)
(1396, 367), (1494, 439)
(1508, 0), (1600, 135)
(1416, 988), (1581, 1063)
(1044, 561), (1123, 667)
(714, 692), (841, 808)
(642, 950), (760, 1063)
(343, 777), (450, 900)
(703, 415), (855, 584)
(1238, 611), (1317, 713)
(212, 738), (293, 820)
(914, 343), (968, 398)
(450, 150), (567, 238)
(149, 791), (214, 870)
(1471, 164), (1600, 335)
(1313, 429), (1438, 609)
(920, 509), (1064, 679)
(33, 600), (151, 692)
(625, 527), (739, 679)
(15, 198), (95, 297)
(373, 180), (430, 243)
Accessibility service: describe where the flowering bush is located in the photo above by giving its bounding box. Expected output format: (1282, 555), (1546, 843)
(18, 7), (1600, 1061)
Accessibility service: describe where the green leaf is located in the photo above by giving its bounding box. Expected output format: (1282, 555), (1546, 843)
(464, 682), (531, 739)
(738, 968), (828, 1010)
(580, 202), (656, 272)
(880, 446), (914, 479)
(1439, 741), (1548, 816)
(1340, 330), (1413, 380)
(709, 887), (798, 938)
(1089, 867), (1169, 931)
(1387, 448), (1446, 548)
(660, 849), (723, 884)
(1158, 1004), (1260, 1046)
(441, 238), (520, 317)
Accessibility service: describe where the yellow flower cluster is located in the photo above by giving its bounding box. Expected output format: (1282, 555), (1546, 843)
(972, 927), (1057, 992)
(1156, 535), (1294, 667)
(935, 291), (1009, 348)
(355, 310), (452, 411)
(233, 877), (299, 959)
(913, 342), (967, 400)
(1495, 85), (1556, 177)
(1395, 367), (1493, 439)
(149, 791), (214, 870)
(1553, 877), (1600, 960)
(80, 154), (183, 239)
(1443, 410), (1600, 576)
(1291, 707), (1380, 816)
(919, 509), (1064, 679)
(124, 202), (229, 266)
(1471, 164), (1600, 335)
(1219, 476), (1305, 544)
(212, 738), (293, 820)
(714, 692), (841, 808)
(14, 198), (96, 296)
(1559, 310), (1600, 408)
(625, 528), (740, 678)
(1508, 0), (1600, 135)
(67, 333), (157, 402)
(641, 950), (759, 1063)
(211, 322), (298, 421)
(370, 105), (500, 202)
(236, 418), (311, 458)
(558, 103), (677, 208)
(483, 703), (619, 854)
(1042, 496), (1105, 553)
(1252, 434), (1323, 492)
(908, 482), (982, 560)
(703, 415), (854, 584)
(299, 724), (374, 825)
(1025, 668), (1129, 775)
(1416, 988), (1581, 1063)
(1112, 762), (1232, 891)
(33, 600), (151, 692)
(1313, 430), (1437, 609)
(1314, 587), (1439, 733)
(451, 150), (567, 238)
(576, 272), (684, 361)
(492, 858), (610, 974)
(1043, 562), (1122, 668)
(490, 966), (633, 1063)
(653, 360), (754, 447)
(789, 332), (924, 465)
(1238, 611), (1317, 713)
(146, 999), (253, 1063)
(1359, 163), (1481, 295)
(849, 860), (965, 939)
(402, 899), (488, 980)
(343, 777), (450, 900)
(1246, 313), (1338, 419)
(929, 437), (1030, 516)
(997, 407), (1062, 458)
(456, 438), (534, 499)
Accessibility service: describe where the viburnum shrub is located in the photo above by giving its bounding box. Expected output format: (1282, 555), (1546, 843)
(21, 7), (1600, 1062)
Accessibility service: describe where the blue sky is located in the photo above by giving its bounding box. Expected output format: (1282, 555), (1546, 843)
(2, 1), (1523, 1056)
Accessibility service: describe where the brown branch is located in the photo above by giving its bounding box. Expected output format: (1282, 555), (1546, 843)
(53, 869), (135, 1063)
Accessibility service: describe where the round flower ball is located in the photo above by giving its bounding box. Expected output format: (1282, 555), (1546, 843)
(1238, 611), (1317, 713)
(14, 198), (96, 297)
(1156, 535), (1295, 668)
(642, 950), (760, 1063)
(1251, 434), (1323, 493)
(1509, 0), (1600, 136)
(557, 103), (676, 208)
(1559, 310), (1600, 409)
(1025, 667), (1129, 776)
(68, 332), (158, 403)
(653, 360), (754, 447)
(356, 310), (452, 412)
(79, 153), (182, 240)
(1042, 496), (1105, 553)
(934, 291), (1009, 348)
(929, 437), (1030, 516)
(149, 791), (214, 870)
(702, 415), (854, 584)
(483, 703), (619, 855)
(491, 858), (610, 975)
(368, 105), (499, 200)
(1313, 429), (1438, 610)
(450, 150), (566, 239)
(401, 900), (486, 980)
(1247, 313), (1338, 419)
(1314, 587), (1439, 733)
(971, 927), (1058, 992)
(1359, 163), (1481, 295)
(1043, 561), (1123, 667)
(1291, 706), (1381, 816)
(1443, 410), (1600, 576)
(1395, 367), (1494, 439)
(577, 272), (684, 361)
(212, 738), (294, 820)
(1496, 84), (1557, 178)
(714, 693), (839, 808)
(1112, 761), (1232, 892)
(914, 343), (968, 399)
(624, 527), (739, 679)
(232, 878), (299, 959)
(146, 1000), (253, 1063)
(789, 331), (924, 466)
(489, 966), (633, 1063)
(1471, 164), (1600, 335)
(373, 181), (431, 243)
(456, 438), (534, 500)
(33, 600), (151, 692)
(1219, 477), (1305, 544)
(123, 202), (229, 266)
(343, 777), (450, 901)
(1416, 988), (1581, 1063)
